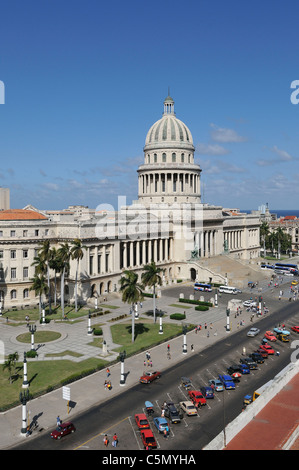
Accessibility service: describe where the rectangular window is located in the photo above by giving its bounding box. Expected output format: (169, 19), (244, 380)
(10, 230), (16, 237)
(23, 249), (28, 258)
(11, 268), (16, 279)
(23, 230), (28, 237)
(35, 230), (39, 236)
(89, 255), (93, 275)
(23, 267), (29, 279)
(10, 250), (16, 259)
(0, 250), (3, 259)
(0, 231), (3, 237)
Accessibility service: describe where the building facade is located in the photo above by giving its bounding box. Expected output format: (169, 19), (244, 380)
(0, 96), (260, 309)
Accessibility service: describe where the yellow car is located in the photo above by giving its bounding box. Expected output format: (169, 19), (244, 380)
(291, 281), (299, 286)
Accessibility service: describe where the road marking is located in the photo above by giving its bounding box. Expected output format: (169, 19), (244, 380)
(73, 416), (130, 450)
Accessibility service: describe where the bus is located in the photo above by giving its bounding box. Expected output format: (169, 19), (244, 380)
(274, 263), (298, 274)
(218, 285), (238, 294)
(194, 283), (212, 292)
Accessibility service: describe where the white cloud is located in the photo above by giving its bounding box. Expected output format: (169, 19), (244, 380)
(256, 145), (297, 166)
(196, 143), (230, 156)
(210, 123), (247, 143)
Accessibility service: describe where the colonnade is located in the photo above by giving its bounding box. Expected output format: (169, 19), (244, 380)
(224, 230), (243, 251)
(138, 172), (200, 196)
(120, 238), (173, 269)
(194, 229), (218, 257)
(87, 244), (114, 276)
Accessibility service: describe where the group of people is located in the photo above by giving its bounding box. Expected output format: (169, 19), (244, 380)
(103, 433), (118, 447)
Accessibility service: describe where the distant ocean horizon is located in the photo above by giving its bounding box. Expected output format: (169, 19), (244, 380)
(242, 209), (299, 218)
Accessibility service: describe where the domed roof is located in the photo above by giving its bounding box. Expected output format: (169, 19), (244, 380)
(144, 96), (194, 149)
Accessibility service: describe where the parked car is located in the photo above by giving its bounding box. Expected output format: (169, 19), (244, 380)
(291, 325), (299, 333)
(240, 357), (258, 370)
(247, 327), (260, 337)
(135, 413), (150, 429)
(208, 379), (224, 392)
(218, 374), (235, 390)
(259, 343), (275, 355)
(256, 348), (269, 358)
(200, 386), (214, 398)
(249, 352), (264, 364)
(227, 364), (250, 375)
(276, 333), (290, 342)
(188, 390), (207, 407)
(243, 300), (257, 307)
(153, 417), (169, 433)
(273, 327), (290, 336)
(264, 331), (277, 342)
(140, 429), (157, 449)
(164, 402), (181, 423)
(139, 370), (161, 384)
(180, 401), (198, 416)
(50, 422), (76, 440)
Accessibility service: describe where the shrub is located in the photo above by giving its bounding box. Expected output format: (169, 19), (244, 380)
(170, 313), (186, 320)
(179, 298), (212, 307)
(93, 328), (103, 336)
(195, 305), (209, 311)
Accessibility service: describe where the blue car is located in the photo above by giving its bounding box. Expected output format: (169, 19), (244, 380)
(218, 374), (235, 390)
(200, 386), (214, 398)
(153, 417), (169, 434)
(239, 363), (250, 374)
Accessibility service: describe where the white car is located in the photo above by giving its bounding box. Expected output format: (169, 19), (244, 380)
(180, 401), (198, 416)
(247, 327), (260, 337)
(243, 300), (257, 307)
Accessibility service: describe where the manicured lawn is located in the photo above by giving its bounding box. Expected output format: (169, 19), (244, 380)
(16, 331), (61, 343)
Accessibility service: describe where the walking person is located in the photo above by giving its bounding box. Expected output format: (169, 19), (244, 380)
(103, 434), (109, 447)
(112, 433), (118, 447)
(106, 367), (110, 378)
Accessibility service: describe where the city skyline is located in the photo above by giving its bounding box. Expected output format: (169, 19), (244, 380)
(0, 1), (299, 211)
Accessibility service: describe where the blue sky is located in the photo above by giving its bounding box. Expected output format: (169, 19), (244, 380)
(0, 0), (299, 211)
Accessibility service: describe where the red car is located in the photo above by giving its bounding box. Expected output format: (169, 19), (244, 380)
(188, 390), (207, 407)
(259, 343), (275, 355)
(264, 331), (277, 342)
(291, 326), (299, 333)
(135, 413), (150, 429)
(50, 422), (76, 440)
(140, 429), (157, 449)
(256, 348), (268, 358)
(139, 370), (161, 384)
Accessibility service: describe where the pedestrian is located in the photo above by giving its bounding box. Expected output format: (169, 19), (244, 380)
(56, 416), (61, 427)
(112, 433), (118, 447)
(167, 344), (170, 351)
(150, 360), (152, 367)
(205, 323), (207, 329)
(106, 367), (110, 377)
(161, 408), (165, 417)
(207, 331), (209, 338)
(191, 344), (194, 352)
(163, 428), (168, 439)
(104, 434), (109, 447)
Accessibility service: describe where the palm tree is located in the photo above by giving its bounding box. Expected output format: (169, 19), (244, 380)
(119, 270), (143, 343)
(57, 243), (71, 318)
(141, 261), (163, 323)
(3, 356), (14, 384)
(30, 274), (49, 318)
(70, 239), (86, 312)
(38, 240), (52, 313)
(48, 247), (61, 307)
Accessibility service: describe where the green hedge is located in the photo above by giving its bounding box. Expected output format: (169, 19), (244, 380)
(170, 313), (186, 320)
(179, 298), (212, 307)
(195, 305), (209, 311)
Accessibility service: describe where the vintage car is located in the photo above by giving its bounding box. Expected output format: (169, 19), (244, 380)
(208, 379), (224, 392)
(264, 331), (277, 342)
(164, 402), (182, 424)
(139, 370), (161, 384)
(291, 326), (299, 333)
(140, 429), (157, 449)
(135, 413), (150, 429)
(259, 343), (275, 355)
(50, 422), (76, 440)
(240, 357), (258, 370)
(188, 390), (207, 407)
(153, 417), (169, 433)
(218, 374), (235, 390)
(181, 376), (192, 390)
(180, 400), (198, 416)
(200, 386), (214, 398)
(273, 327), (290, 336)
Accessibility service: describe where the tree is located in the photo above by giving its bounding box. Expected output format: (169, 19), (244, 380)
(119, 270), (143, 343)
(38, 240), (52, 313)
(70, 239), (86, 312)
(48, 247), (62, 307)
(30, 274), (49, 318)
(57, 243), (71, 318)
(141, 261), (163, 323)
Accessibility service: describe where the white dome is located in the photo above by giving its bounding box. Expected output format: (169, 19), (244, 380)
(144, 96), (194, 150)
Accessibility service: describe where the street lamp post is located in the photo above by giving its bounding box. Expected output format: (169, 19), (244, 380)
(182, 325), (187, 354)
(22, 352), (29, 389)
(41, 303), (46, 325)
(28, 325), (36, 350)
(215, 289), (218, 307)
(19, 389), (30, 435)
(226, 308), (230, 333)
(119, 350), (126, 386)
(159, 312), (163, 334)
(87, 311), (93, 335)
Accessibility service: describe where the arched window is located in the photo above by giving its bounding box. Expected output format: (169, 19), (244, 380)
(172, 153), (176, 162)
(181, 153), (185, 162)
(162, 153), (166, 162)
(23, 289), (29, 299)
(154, 153), (157, 163)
